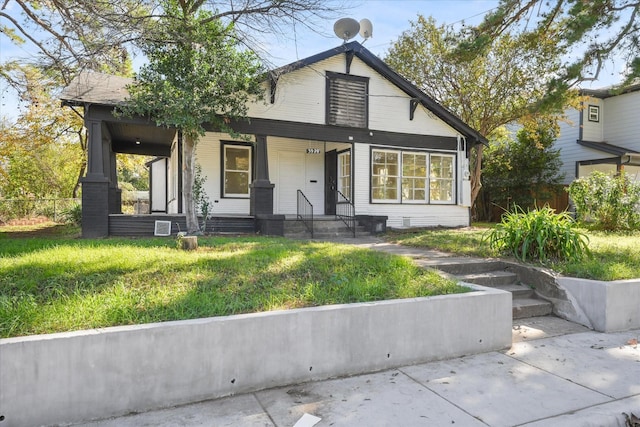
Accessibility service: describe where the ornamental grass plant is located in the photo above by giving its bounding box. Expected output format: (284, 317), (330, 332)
(485, 206), (589, 263)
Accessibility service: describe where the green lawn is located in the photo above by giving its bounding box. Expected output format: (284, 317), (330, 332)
(0, 224), (465, 338)
(387, 225), (640, 281)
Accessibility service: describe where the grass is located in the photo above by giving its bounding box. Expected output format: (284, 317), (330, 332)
(387, 225), (640, 281)
(0, 223), (466, 338)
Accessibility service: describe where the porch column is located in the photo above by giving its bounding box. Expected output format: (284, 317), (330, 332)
(250, 135), (284, 236)
(250, 134), (274, 216)
(80, 118), (110, 238)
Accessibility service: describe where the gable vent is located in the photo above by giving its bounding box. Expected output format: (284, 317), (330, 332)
(327, 73), (368, 128)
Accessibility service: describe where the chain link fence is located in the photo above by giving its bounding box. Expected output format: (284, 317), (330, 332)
(0, 198), (81, 225)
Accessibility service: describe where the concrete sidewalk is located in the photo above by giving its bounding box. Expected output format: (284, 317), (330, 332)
(75, 317), (640, 427)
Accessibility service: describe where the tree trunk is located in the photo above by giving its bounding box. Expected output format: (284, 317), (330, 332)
(183, 134), (200, 234)
(470, 143), (484, 216)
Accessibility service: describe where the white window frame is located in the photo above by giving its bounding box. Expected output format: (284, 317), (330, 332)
(588, 105), (600, 122)
(401, 152), (428, 204)
(223, 144), (252, 198)
(429, 154), (455, 204)
(337, 150), (352, 201)
(371, 149), (400, 202)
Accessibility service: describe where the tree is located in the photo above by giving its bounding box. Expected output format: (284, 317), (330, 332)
(385, 15), (572, 212)
(0, 65), (84, 199)
(480, 120), (565, 220)
(457, 0), (640, 108)
(118, 0), (264, 234)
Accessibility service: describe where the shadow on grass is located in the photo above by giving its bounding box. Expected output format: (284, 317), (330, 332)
(1, 236), (466, 338)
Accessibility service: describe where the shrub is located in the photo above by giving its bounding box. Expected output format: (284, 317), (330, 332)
(61, 203), (82, 225)
(486, 206), (589, 263)
(567, 171), (640, 231)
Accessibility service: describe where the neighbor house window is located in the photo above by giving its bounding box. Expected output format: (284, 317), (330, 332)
(338, 150), (351, 200)
(223, 143), (252, 198)
(371, 149), (455, 204)
(588, 105), (600, 122)
(326, 72), (368, 128)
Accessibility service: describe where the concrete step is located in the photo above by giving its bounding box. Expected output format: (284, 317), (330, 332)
(429, 259), (506, 275)
(283, 220), (367, 239)
(513, 297), (553, 319)
(492, 283), (535, 299)
(458, 270), (518, 287)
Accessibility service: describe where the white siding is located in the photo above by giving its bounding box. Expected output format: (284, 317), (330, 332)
(352, 143), (469, 228)
(247, 56), (458, 137)
(604, 91), (640, 150)
(582, 97), (604, 142)
(554, 109), (600, 184)
(195, 133), (252, 215)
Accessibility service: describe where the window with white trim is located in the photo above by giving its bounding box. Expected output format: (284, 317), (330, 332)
(430, 154), (454, 203)
(223, 144), (252, 198)
(371, 150), (399, 201)
(402, 152), (427, 203)
(588, 105), (600, 122)
(338, 151), (351, 200)
(371, 149), (455, 204)
(327, 72), (368, 128)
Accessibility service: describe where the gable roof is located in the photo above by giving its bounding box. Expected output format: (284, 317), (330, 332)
(60, 42), (486, 145)
(60, 72), (131, 106)
(270, 41), (487, 145)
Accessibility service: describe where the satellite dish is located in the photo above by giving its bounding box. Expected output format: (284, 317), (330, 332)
(359, 19), (373, 40)
(334, 18), (360, 42)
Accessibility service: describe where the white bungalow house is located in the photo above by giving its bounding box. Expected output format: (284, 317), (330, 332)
(555, 83), (640, 184)
(61, 41), (486, 238)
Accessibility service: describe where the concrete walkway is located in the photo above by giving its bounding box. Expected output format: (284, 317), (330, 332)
(75, 239), (640, 427)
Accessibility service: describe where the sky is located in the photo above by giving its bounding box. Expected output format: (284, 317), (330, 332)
(0, 0), (629, 121)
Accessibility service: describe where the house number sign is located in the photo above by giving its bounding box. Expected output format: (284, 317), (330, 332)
(306, 148), (321, 154)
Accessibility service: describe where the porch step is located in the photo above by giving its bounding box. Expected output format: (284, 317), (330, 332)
(283, 218), (367, 239)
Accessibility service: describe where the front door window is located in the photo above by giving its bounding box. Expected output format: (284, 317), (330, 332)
(338, 151), (351, 201)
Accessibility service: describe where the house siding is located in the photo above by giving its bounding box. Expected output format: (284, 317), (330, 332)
(352, 143), (469, 228)
(555, 109), (606, 184)
(604, 91), (640, 149)
(247, 56), (459, 138)
(582, 97), (604, 142)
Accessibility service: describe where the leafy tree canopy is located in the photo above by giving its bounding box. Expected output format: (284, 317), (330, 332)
(385, 15), (574, 208)
(457, 0), (640, 107)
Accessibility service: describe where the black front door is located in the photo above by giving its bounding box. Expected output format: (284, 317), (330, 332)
(325, 149), (337, 215)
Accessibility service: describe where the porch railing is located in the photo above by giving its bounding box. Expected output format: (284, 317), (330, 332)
(297, 190), (313, 238)
(336, 190), (356, 237)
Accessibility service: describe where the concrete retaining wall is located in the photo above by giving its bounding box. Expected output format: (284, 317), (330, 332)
(556, 277), (640, 332)
(0, 287), (511, 427)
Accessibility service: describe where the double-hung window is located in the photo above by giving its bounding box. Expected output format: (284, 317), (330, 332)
(223, 143), (252, 198)
(371, 148), (455, 204)
(402, 152), (428, 203)
(371, 150), (399, 201)
(430, 155), (454, 203)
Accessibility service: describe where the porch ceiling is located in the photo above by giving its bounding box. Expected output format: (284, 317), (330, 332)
(108, 121), (176, 156)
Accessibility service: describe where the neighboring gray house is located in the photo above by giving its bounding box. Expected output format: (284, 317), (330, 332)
(61, 41), (486, 238)
(555, 83), (640, 184)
